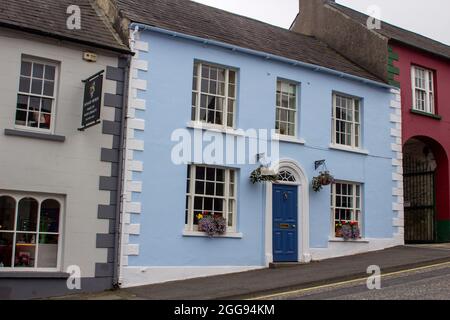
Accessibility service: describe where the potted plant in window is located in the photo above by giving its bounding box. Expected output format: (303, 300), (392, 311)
(197, 212), (227, 237)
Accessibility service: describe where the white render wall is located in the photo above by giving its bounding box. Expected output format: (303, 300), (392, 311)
(0, 29), (119, 277)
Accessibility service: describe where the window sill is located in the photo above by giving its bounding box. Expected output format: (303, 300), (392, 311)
(410, 109), (442, 120)
(182, 230), (243, 239)
(329, 144), (369, 155)
(187, 121), (246, 137)
(0, 271), (69, 279)
(329, 238), (369, 243)
(5, 129), (65, 142)
(272, 134), (305, 145)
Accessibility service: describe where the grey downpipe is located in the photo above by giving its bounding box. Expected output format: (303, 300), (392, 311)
(113, 54), (131, 288)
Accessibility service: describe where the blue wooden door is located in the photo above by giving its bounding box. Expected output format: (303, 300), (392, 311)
(273, 184), (298, 262)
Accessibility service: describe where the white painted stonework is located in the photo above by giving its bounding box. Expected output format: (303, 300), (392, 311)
(119, 29), (147, 278)
(121, 266), (264, 288)
(390, 88), (405, 244)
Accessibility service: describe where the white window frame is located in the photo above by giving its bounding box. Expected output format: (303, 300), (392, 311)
(411, 65), (435, 114)
(275, 79), (298, 137)
(330, 182), (363, 238)
(332, 93), (361, 149)
(191, 61), (237, 130)
(185, 165), (237, 233)
(0, 192), (64, 272)
(15, 56), (59, 134)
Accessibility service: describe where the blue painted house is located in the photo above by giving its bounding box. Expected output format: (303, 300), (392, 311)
(116, 0), (404, 287)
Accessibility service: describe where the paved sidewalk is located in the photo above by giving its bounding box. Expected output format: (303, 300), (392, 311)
(57, 245), (450, 300)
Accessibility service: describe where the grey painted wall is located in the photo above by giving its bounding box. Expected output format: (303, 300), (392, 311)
(0, 28), (126, 298)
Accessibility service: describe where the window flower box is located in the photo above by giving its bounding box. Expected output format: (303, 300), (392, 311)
(335, 221), (361, 240)
(197, 212), (227, 238)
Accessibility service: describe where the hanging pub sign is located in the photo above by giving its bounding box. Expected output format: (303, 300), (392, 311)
(78, 70), (104, 131)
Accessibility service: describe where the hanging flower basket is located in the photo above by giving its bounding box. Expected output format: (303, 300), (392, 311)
(312, 171), (335, 192)
(197, 212), (227, 237)
(250, 166), (278, 184)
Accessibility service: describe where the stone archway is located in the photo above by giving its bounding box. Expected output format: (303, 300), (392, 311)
(403, 137), (449, 243)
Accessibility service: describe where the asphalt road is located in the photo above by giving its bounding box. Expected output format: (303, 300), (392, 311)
(260, 262), (450, 300)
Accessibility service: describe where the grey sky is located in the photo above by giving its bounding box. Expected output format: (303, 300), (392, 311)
(193, 0), (450, 45)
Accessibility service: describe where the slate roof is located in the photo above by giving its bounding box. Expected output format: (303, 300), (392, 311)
(116, 0), (383, 82)
(0, 0), (129, 53)
(328, 1), (450, 60)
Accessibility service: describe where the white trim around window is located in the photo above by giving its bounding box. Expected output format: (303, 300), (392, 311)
(411, 65), (435, 115)
(330, 182), (363, 238)
(0, 192), (64, 272)
(275, 79), (298, 137)
(15, 56), (59, 134)
(332, 93), (362, 149)
(185, 165), (237, 234)
(191, 61), (237, 129)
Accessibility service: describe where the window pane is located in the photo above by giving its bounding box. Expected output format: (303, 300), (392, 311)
(214, 198), (223, 213)
(202, 65), (209, 78)
(0, 233), (14, 267)
(228, 71), (236, 84)
(40, 199), (60, 233)
(41, 98), (52, 113)
(43, 81), (54, 96)
(204, 197), (213, 211)
(195, 181), (205, 194)
(29, 96), (40, 111)
(37, 234), (58, 268)
(15, 110), (27, 126)
(194, 197), (203, 211)
(228, 200), (234, 227)
(17, 198), (38, 232)
(33, 63), (44, 78)
(21, 61), (32, 77)
(39, 114), (51, 130)
(216, 183), (224, 196)
(196, 166), (205, 180)
(205, 182), (215, 195)
(228, 84), (235, 98)
(15, 233), (37, 267)
(206, 168), (215, 181)
(44, 65), (56, 80)
(19, 77), (31, 93)
(0, 196), (16, 231)
(31, 79), (43, 95)
(27, 111), (39, 127)
(17, 95), (28, 110)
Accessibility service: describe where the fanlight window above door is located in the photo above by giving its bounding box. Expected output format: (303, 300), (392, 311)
(277, 170), (296, 182)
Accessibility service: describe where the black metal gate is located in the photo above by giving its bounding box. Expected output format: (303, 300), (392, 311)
(403, 156), (436, 243)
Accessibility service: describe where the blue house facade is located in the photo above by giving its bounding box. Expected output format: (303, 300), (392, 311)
(117, 1), (404, 287)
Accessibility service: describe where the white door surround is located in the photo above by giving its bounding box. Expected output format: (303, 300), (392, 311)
(264, 159), (311, 266)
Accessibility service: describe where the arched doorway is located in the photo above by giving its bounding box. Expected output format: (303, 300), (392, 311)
(264, 159), (311, 265)
(403, 137), (449, 243)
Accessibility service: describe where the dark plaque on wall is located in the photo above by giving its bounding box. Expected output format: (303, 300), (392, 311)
(79, 70), (104, 131)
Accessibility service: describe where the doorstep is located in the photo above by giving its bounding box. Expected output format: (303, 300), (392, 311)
(269, 262), (309, 269)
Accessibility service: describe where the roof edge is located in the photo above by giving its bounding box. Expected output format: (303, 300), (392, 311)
(0, 21), (132, 55)
(130, 22), (392, 90)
